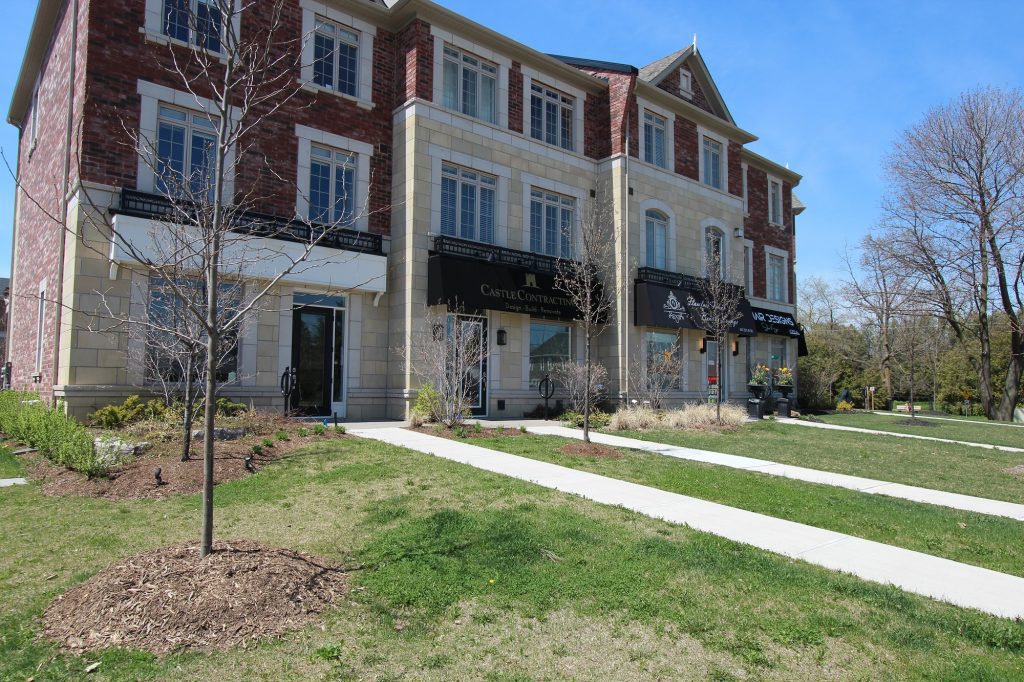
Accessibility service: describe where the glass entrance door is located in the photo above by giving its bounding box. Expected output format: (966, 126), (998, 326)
(291, 301), (347, 417)
(454, 315), (487, 417)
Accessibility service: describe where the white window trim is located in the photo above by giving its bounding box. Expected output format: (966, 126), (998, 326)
(741, 162), (749, 216)
(678, 67), (693, 99)
(298, 0), (376, 110)
(142, 0), (242, 58)
(428, 143), (510, 246)
(638, 198), (677, 272)
(136, 80), (238, 200)
(637, 96), (675, 172)
(767, 174), (784, 226)
(431, 26), (510, 129)
(700, 217), (730, 281)
(521, 172), (587, 257)
(295, 124), (374, 232)
(34, 279), (47, 375)
(697, 126), (729, 193)
(764, 245), (789, 303)
(742, 237), (754, 297)
(521, 65), (585, 157)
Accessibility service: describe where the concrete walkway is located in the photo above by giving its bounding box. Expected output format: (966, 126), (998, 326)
(781, 418), (1024, 453)
(0, 478), (27, 488)
(528, 426), (1024, 522)
(872, 411), (1024, 429)
(352, 426), (1024, 620)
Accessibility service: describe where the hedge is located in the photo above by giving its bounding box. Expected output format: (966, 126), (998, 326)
(0, 391), (105, 477)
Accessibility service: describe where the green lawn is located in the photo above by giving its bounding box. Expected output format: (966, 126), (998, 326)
(473, 433), (1024, 577)
(817, 412), (1024, 449)
(0, 447), (23, 478)
(2, 437), (1024, 680)
(619, 420), (1024, 504)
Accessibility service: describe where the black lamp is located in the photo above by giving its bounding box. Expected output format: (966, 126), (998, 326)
(732, 339), (740, 356)
(699, 338), (706, 354)
(496, 329), (507, 346)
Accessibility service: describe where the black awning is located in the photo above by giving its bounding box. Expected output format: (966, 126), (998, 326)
(427, 254), (579, 320)
(798, 326), (809, 356)
(750, 306), (802, 338)
(634, 281), (757, 336)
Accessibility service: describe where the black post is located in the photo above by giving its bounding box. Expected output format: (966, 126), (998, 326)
(539, 374), (555, 421)
(280, 367), (293, 414)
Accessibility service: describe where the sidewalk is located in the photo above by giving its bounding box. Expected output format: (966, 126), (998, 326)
(528, 426), (1024, 522)
(0, 478), (27, 488)
(351, 426), (1024, 620)
(782, 418), (1024, 453)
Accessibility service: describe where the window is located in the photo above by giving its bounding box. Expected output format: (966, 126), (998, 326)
(645, 210), (668, 269)
(443, 45), (497, 123)
(743, 243), (753, 296)
(308, 145), (356, 225)
(312, 18), (359, 97)
(162, 0), (222, 52)
(705, 227), (725, 279)
(34, 289), (45, 374)
(530, 83), (574, 151)
(529, 189), (574, 258)
(643, 111), (667, 168)
(646, 331), (680, 393)
(147, 278), (239, 383)
(679, 68), (692, 98)
(155, 104), (218, 199)
(741, 164), (749, 214)
(769, 179), (783, 225)
(529, 322), (571, 388)
(441, 163), (496, 243)
(768, 252), (787, 302)
(771, 338), (788, 371)
(702, 136), (723, 189)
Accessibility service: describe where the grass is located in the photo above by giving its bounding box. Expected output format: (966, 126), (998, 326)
(816, 412), (1024, 449)
(0, 437), (1023, 679)
(0, 447), (23, 478)
(618, 420), (1024, 504)
(472, 433), (1024, 577)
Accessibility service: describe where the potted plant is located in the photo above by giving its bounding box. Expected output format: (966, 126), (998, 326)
(775, 366), (794, 398)
(748, 364), (772, 399)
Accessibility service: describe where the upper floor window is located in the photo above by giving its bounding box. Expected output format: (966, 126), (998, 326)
(313, 18), (359, 98)
(308, 145), (356, 225)
(530, 83), (574, 151)
(643, 111), (667, 168)
(767, 252), (787, 302)
(441, 162), (495, 243)
(702, 136), (723, 190)
(530, 188), (574, 258)
(769, 179), (783, 225)
(162, 0), (222, 52)
(743, 243), (753, 296)
(443, 45), (497, 124)
(645, 210), (668, 269)
(156, 104), (218, 199)
(705, 226), (725, 279)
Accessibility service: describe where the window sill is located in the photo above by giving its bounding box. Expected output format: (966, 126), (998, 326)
(525, 133), (578, 158)
(141, 29), (227, 64)
(298, 80), (375, 110)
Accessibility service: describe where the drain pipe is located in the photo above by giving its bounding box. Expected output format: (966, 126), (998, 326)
(621, 103), (631, 406)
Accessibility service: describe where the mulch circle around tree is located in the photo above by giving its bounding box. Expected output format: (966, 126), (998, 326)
(894, 418), (939, 427)
(43, 539), (348, 655)
(1004, 465), (1024, 477)
(559, 442), (623, 459)
(409, 425), (528, 440)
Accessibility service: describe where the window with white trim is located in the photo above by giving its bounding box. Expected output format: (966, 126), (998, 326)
(530, 83), (575, 151)
(643, 111), (668, 168)
(312, 18), (359, 97)
(769, 178), (783, 225)
(308, 145), (356, 225)
(529, 188), (574, 258)
(162, 0), (223, 52)
(34, 289), (45, 374)
(441, 162), (496, 243)
(155, 104), (218, 199)
(678, 68), (692, 98)
(743, 243), (753, 296)
(443, 45), (497, 124)
(767, 252), (787, 302)
(645, 210), (668, 269)
(646, 331), (680, 392)
(702, 136), (724, 190)
(705, 226), (725, 278)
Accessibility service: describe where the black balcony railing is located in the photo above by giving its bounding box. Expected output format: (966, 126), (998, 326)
(636, 266), (745, 297)
(432, 235), (570, 275)
(114, 188), (384, 256)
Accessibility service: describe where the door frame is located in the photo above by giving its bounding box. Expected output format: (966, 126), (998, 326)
(290, 295), (349, 418)
(291, 306), (332, 417)
(451, 313), (488, 417)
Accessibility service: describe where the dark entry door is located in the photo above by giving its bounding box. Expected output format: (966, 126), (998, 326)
(292, 307), (332, 416)
(457, 316), (487, 417)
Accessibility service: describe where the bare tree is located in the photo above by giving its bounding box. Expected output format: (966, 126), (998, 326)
(553, 190), (617, 442)
(694, 248), (743, 423)
(551, 360), (608, 415)
(401, 306), (486, 428)
(629, 333), (683, 409)
(883, 87), (1024, 420)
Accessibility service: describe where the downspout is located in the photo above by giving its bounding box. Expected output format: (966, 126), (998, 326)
(52, 0), (79, 397)
(7, 135), (21, 373)
(621, 103), (630, 405)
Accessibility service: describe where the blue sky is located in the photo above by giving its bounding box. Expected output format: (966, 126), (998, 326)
(0, 0), (1022, 281)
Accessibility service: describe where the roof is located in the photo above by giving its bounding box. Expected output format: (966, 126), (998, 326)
(638, 47), (692, 82)
(549, 55), (637, 75)
(792, 193), (806, 215)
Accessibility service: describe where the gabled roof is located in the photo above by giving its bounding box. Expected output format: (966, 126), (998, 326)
(638, 45), (734, 125)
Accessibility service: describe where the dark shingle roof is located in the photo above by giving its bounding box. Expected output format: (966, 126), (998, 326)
(638, 47), (691, 83)
(548, 55), (637, 74)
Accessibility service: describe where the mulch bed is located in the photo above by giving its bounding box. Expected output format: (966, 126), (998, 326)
(43, 539), (348, 655)
(410, 425), (528, 440)
(1004, 465), (1024, 477)
(894, 418), (939, 427)
(559, 442), (623, 459)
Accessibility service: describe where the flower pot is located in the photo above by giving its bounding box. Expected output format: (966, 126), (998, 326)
(748, 383), (768, 400)
(776, 385), (793, 398)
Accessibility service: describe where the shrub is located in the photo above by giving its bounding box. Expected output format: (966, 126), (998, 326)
(519, 424), (527, 434)
(563, 408), (612, 429)
(313, 423), (327, 436)
(836, 400), (855, 412)
(251, 444), (264, 456)
(473, 421), (483, 434)
(89, 395), (166, 429)
(298, 427), (309, 437)
(664, 403), (745, 431)
(334, 425), (346, 434)
(261, 437), (275, 448)
(215, 397), (247, 417)
(608, 407), (659, 431)
(454, 425), (466, 438)
(0, 392), (105, 477)
(407, 411), (426, 428)
(275, 430), (290, 441)
(412, 385), (442, 424)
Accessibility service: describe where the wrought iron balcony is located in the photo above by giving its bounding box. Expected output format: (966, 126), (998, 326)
(432, 235), (571, 275)
(636, 266), (745, 298)
(114, 188), (384, 256)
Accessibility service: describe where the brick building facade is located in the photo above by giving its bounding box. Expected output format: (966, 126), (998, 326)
(7, 0), (804, 419)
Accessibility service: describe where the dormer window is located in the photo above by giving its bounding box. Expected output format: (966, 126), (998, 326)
(679, 68), (693, 99)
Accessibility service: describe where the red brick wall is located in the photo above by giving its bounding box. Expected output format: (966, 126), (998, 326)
(397, 18), (432, 103)
(584, 90), (609, 160)
(8, 0), (87, 395)
(675, 116), (697, 180)
(744, 164), (795, 302)
(655, 58), (718, 119)
(577, 68), (636, 158)
(727, 141), (743, 197)
(508, 61), (523, 134)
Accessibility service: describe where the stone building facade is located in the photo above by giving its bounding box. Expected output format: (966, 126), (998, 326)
(7, 0), (804, 419)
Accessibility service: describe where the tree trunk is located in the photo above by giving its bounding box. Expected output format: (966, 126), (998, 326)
(181, 356), (194, 462)
(583, 332), (592, 443)
(201, 287), (218, 558)
(715, 336), (722, 423)
(995, 339), (1023, 421)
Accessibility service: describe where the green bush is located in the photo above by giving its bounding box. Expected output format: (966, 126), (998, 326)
(0, 392), (105, 477)
(412, 385), (442, 423)
(313, 423), (327, 436)
(89, 395), (168, 429)
(836, 400), (855, 412)
(215, 397), (247, 417)
(334, 425), (346, 434)
(562, 408), (611, 429)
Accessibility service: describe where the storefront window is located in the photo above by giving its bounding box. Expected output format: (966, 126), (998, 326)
(771, 338), (787, 370)
(529, 322), (570, 387)
(645, 331), (680, 390)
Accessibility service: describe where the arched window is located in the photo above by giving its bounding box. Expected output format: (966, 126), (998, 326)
(704, 226), (726, 279)
(645, 210), (669, 270)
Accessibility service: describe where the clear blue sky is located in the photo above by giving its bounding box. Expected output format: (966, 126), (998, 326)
(0, 0), (1022, 281)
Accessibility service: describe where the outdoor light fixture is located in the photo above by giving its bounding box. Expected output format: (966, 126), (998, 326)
(496, 329), (507, 346)
(732, 339), (740, 356)
(244, 455), (256, 473)
(699, 338), (707, 354)
(154, 467), (163, 487)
